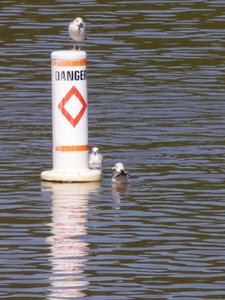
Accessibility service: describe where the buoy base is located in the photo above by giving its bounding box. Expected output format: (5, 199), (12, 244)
(41, 169), (101, 183)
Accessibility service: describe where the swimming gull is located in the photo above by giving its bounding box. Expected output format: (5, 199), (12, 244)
(112, 162), (130, 184)
(68, 17), (86, 50)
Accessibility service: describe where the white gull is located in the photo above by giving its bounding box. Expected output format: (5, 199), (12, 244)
(68, 17), (86, 50)
(112, 162), (130, 184)
(89, 147), (103, 169)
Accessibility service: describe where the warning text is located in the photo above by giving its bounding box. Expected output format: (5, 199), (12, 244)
(55, 70), (87, 81)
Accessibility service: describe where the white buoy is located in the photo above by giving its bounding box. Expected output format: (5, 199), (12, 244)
(41, 50), (101, 182)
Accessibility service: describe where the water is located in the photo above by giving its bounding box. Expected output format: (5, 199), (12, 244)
(1, 0), (225, 299)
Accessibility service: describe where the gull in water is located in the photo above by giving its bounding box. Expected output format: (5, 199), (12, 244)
(68, 17), (86, 50)
(112, 162), (130, 184)
(89, 147), (103, 169)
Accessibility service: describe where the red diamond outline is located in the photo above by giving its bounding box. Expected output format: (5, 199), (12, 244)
(58, 85), (87, 127)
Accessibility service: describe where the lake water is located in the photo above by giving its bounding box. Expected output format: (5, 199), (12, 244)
(1, 0), (225, 299)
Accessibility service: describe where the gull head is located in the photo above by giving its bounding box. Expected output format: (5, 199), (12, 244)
(74, 17), (84, 26)
(112, 162), (125, 172)
(92, 147), (99, 153)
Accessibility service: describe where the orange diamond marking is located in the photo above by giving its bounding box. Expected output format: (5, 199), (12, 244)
(58, 86), (87, 127)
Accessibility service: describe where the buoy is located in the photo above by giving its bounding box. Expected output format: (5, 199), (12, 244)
(41, 50), (101, 182)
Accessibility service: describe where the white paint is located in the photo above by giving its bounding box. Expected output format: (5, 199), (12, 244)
(64, 94), (83, 119)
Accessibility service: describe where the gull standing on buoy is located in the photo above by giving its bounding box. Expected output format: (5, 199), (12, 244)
(112, 162), (130, 184)
(68, 17), (86, 50)
(89, 147), (103, 169)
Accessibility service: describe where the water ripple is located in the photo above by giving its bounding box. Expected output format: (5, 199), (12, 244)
(1, 0), (225, 299)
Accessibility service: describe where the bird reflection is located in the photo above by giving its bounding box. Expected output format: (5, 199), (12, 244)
(112, 182), (129, 209)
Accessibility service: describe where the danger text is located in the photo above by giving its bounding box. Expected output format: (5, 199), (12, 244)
(55, 70), (87, 81)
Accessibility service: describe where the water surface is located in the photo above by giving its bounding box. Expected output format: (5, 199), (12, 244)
(1, 0), (225, 299)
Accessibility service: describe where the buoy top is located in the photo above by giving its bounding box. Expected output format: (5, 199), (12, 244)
(51, 50), (86, 60)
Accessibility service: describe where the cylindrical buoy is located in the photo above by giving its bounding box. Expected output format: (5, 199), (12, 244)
(41, 50), (101, 182)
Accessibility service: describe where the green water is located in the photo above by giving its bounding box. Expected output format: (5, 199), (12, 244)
(1, 0), (225, 299)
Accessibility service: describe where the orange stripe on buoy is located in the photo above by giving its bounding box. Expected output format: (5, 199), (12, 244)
(52, 59), (86, 67)
(56, 145), (89, 152)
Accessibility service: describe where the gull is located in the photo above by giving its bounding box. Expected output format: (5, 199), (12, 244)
(112, 162), (130, 184)
(89, 147), (103, 169)
(68, 17), (86, 50)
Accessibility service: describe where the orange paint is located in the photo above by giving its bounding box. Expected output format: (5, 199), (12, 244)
(56, 145), (89, 152)
(52, 59), (86, 67)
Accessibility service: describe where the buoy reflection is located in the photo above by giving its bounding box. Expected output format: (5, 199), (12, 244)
(43, 181), (100, 299)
